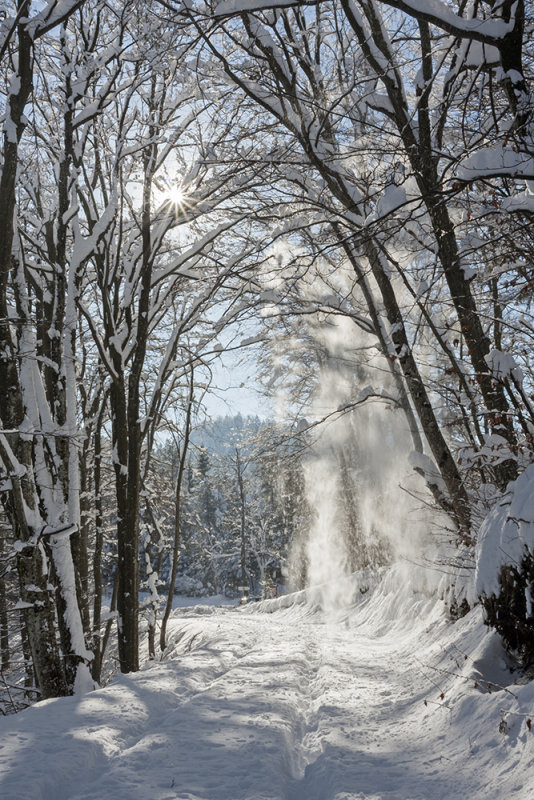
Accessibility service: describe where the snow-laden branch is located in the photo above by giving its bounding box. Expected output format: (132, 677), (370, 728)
(25, 0), (87, 39)
(454, 146), (534, 183)
(364, 0), (518, 44)
(214, 0), (517, 44)
(211, 0), (518, 43)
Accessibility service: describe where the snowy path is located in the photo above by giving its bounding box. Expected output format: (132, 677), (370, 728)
(1, 567), (534, 800)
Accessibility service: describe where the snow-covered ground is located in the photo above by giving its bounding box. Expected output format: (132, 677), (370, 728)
(1, 563), (533, 800)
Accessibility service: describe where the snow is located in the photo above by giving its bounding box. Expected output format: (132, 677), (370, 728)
(12, 600), (34, 610)
(26, 1), (92, 38)
(459, 434), (517, 469)
(501, 190), (534, 214)
(361, 0), (516, 41)
(376, 185), (407, 219)
(456, 146), (534, 182)
(2, 565), (534, 799)
(409, 451), (448, 495)
(457, 40), (500, 69)
(485, 349), (523, 384)
(474, 463), (534, 600)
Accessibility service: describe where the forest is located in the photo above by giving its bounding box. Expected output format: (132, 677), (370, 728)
(0, 0), (533, 713)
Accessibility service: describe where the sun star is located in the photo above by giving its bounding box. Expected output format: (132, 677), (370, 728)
(166, 185), (186, 206)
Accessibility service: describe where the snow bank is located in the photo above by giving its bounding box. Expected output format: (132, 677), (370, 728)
(251, 561), (446, 639)
(2, 561), (534, 799)
(248, 568), (381, 616)
(473, 463), (534, 600)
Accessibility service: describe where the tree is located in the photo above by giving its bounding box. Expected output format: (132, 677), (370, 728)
(174, 0), (534, 539)
(159, 366), (196, 652)
(0, 0), (96, 699)
(0, 0), (275, 692)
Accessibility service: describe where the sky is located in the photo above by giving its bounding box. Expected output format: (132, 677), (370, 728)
(200, 338), (273, 421)
(202, 358), (272, 420)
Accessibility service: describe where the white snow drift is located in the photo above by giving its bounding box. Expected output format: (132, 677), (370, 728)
(1, 564), (533, 800)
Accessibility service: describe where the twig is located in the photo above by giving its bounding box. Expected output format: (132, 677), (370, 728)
(415, 654), (518, 699)
(0, 670), (17, 713)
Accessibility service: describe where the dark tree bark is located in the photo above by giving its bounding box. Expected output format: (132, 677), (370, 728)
(340, 0), (518, 488)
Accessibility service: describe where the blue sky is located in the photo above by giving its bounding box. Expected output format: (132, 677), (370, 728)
(202, 351), (272, 420)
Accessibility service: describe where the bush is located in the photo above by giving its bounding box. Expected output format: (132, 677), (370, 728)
(483, 549), (534, 668)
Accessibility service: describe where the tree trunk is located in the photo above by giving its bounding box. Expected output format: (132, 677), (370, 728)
(111, 378), (139, 674)
(236, 448), (248, 591)
(91, 407), (105, 682)
(0, 527), (9, 671)
(160, 369), (195, 652)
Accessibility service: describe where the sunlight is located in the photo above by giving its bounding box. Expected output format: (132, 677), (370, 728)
(165, 184), (186, 207)
(154, 175), (190, 214)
